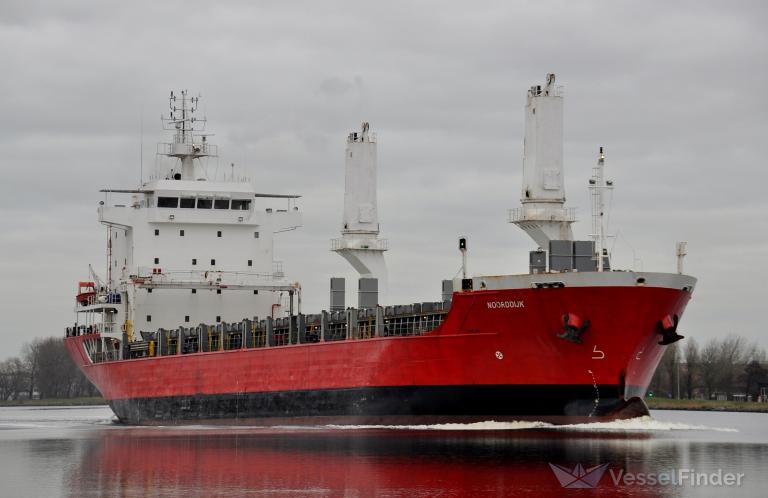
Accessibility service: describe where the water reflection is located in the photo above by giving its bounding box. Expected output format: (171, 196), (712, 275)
(66, 428), (681, 497)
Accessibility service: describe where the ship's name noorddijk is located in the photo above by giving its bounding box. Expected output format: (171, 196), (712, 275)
(487, 300), (525, 309)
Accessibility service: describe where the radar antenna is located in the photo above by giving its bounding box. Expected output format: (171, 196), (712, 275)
(157, 90), (217, 180)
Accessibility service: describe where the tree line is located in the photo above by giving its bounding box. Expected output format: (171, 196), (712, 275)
(0, 337), (98, 401)
(650, 333), (768, 400)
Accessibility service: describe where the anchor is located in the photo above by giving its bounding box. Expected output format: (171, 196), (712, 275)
(657, 314), (684, 345)
(558, 313), (590, 344)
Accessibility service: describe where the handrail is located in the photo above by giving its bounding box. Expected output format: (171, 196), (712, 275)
(330, 238), (389, 251)
(99, 300), (452, 360)
(135, 268), (285, 285)
(508, 207), (576, 223)
(156, 142), (218, 156)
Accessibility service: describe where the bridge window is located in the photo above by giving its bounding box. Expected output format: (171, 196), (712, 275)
(179, 229), (185, 236)
(247, 260), (252, 266)
(217, 231), (222, 237)
(192, 258), (197, 265)
(146, 315), (151, 322)
(231, 199), (251, 210)
(154, 229), (159, 236)
(254, 231), (259, 238)
(157, 197), (179, 208)
(197, 198), (213, 209)
(185, 316), (190, 323)
(180, 197), (195, 208)
(214, 199), (229, 209)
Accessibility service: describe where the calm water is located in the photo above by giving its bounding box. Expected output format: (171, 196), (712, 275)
(0, 406), (766, 497)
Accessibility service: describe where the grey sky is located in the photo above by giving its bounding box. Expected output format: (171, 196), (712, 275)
(1, 0), (767, 359)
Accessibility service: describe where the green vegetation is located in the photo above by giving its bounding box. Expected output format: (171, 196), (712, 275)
(646, 397), (768, 413)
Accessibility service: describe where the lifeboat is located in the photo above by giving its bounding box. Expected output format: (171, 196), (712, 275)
(76, 281), (97, 306)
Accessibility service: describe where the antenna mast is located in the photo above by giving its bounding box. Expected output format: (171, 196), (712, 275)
(589, 147), (613, 271)
(159, 90), (217, 180)
(140, 108), (144, 185)
(676, 242), (687, 274)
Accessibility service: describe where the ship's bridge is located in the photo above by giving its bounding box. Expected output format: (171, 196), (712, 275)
(99, 180), (301, 230)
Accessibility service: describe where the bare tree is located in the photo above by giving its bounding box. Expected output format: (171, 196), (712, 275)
(715, 334), (754, 395)
(22, 339), (44, 399)
(36, 338), (72, 398)
(4, 338), (99, 401)
(0, 360), (12, 400)
(743, 360), (767, 399)
(650, 344), (680, 398)
(0, 357), (29, 400)
(661, 344), (680, 398)
(683, 337), (700, 399)
(32, 337), (99, 399)
(700, 339), (719, 398)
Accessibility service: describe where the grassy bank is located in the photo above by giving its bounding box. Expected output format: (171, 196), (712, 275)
(647, 397), (768, 413)
(0, 396), (106, 407)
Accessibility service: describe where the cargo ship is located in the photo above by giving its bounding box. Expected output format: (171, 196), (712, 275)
(64, 76), (695, 425)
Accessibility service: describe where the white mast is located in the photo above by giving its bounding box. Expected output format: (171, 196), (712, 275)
(589, 146), (613, 271)
(159, 90), (216, 180)
(676, 241), (687, 274)
(331, 123), (389, 291)
(509, 74), (575, 248)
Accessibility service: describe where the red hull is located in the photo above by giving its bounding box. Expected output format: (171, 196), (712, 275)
(65, 284), (692, 424)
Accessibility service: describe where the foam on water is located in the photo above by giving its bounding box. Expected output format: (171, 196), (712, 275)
(555, 415), (738, 432)
(111, 416), (740, 434)
(322, 416), (738, 433)
(0, 406), (740, 434)
(326, 421), (554, 431)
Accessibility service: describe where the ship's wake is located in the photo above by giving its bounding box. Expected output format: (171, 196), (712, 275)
(130, 416), (739, 434)
(553, 416), (738, 432)
(322, 416), (738, 433)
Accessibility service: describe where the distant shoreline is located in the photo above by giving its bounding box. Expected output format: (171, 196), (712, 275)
(0, 397), (106, 407)
(646, 398), (768, 413)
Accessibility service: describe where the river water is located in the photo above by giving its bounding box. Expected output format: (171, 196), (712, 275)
(0, 406), (765, 497)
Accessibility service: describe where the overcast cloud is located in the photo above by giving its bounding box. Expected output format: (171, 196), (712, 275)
(1, 0), (766, 359)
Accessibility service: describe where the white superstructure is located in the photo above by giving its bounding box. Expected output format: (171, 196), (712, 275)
(331, 123), (389, 291)
(509, 74), (575, 248)
(91, 91), (301, 343)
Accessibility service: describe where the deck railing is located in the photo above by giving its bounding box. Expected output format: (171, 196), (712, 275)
(84, 301), (453, 361)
